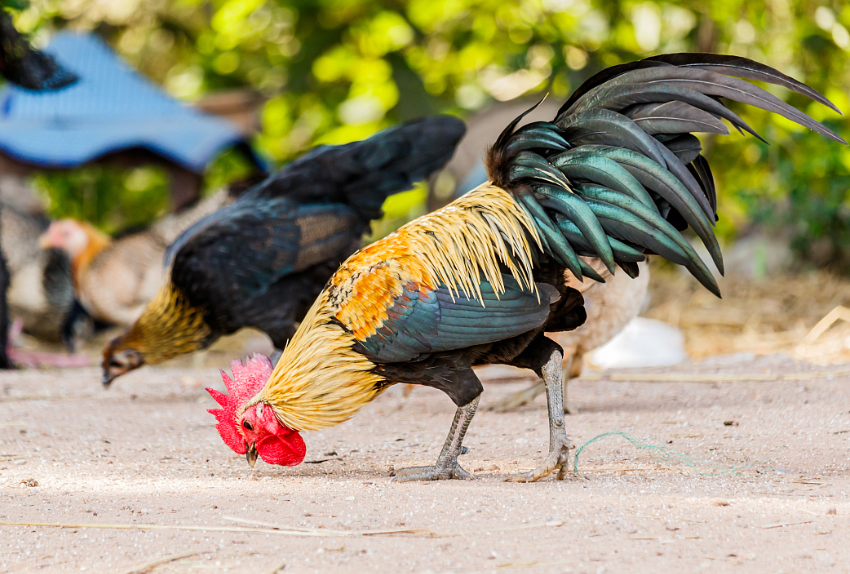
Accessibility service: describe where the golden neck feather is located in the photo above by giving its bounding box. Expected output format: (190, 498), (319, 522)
(378, 183), (540, 300)
(253, 183), (540, 432)
(116, 283), (212, 364)
(253, 290), (384, 432)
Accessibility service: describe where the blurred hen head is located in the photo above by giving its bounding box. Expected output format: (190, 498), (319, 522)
(39, 219), (112, 267)
(39, 219), (90, 259)
(207, 354), (306, 468)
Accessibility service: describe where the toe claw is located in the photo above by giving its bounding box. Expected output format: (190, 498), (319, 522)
(391, 462), (473, 482)
(453, 465), (475, 480)
(556, 464), (570, 481)
(506, 437), (573, 483)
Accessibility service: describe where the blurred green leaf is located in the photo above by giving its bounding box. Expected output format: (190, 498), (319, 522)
(33, 166), (170, 234)
(2, 0), (31, 11)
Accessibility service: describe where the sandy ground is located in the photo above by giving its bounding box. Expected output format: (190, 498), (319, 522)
(1, 355), (850, 573)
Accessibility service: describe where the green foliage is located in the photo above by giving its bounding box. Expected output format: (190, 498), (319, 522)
(14, 0), (850, 268)
(736, 121), (850, 269)
(33, 165), (171, 234)
(2, 0), (31, 11)
(202, 147), (260, 196)
(33, 148), (258, 233)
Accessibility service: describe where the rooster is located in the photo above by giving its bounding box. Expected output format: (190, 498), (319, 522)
(207, 54), (843, 482)
(102, 116), (465, 385)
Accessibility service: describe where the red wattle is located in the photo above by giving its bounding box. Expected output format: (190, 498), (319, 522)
(257, 432), (306, 467)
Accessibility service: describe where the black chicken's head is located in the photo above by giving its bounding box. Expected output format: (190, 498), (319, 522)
(101, 344), (144, 387)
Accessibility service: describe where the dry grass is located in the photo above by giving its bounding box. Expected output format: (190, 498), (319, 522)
(645, 263), (850, 363)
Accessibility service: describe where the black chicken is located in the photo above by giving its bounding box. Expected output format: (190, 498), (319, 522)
(101, 115), (465, 385)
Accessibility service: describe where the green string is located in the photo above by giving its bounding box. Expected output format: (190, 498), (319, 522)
(572, 429), (775, 475)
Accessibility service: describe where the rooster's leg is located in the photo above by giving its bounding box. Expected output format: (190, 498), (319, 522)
(391, 395), (479, 482)
(562, 354), (577, 415)
(508, 348), (574, 482)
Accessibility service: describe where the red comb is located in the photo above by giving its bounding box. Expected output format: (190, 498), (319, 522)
(206, 354), (274, 454)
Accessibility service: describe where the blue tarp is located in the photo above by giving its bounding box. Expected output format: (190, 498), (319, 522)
(0, 32), (260, 172)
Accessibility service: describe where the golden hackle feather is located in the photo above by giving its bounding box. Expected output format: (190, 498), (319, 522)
(403, 184), (541, 301)
(71, 222), (112, 288)
(251, 183), (543, 432)
(250, 290), (385, 431)
(112, 283), (211, 364)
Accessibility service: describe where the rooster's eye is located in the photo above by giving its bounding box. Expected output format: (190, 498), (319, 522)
(242, 420), (254, 431)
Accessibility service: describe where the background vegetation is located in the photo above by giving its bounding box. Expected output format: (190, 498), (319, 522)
(10, 0), (850, 269)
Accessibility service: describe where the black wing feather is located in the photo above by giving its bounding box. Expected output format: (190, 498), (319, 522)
(164, 116), (464, 342)
(250, 115), (465, 221)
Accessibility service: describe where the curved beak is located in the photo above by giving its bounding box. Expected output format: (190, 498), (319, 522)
(102, 357), (141, 388)
(102, 370), (117, 388)
(246, 443), (259, 468)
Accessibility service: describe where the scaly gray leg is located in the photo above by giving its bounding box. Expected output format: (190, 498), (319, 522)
(490, 354), (576, 414)
(508, 349), (574, 482)
(562, 354), (577, 415)
(392, 395), (479, 482)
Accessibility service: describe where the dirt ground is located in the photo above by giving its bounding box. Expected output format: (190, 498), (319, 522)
(1, 354), (849, 574)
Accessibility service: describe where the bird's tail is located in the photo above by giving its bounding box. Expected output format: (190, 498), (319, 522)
(485, 54), (845, 297)
(334, 115), (467, 221)
(0, 12), (78, 91)
(258, 115), (467, 222)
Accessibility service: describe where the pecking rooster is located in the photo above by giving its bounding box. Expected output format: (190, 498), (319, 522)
(207, 54), (844, 482)
(102, 116), (465, 386)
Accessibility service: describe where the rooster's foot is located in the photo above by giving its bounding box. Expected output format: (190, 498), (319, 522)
(507, 436), (574, 482)
(391, 395), (480, 482)
(391, 462), (474, 482)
